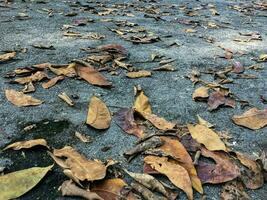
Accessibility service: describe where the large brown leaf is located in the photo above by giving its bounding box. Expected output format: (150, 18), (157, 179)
(196, 148), (240, 184)
(91, 178), (138, 200)
(207, 91), (235, 111)
(187, 124), (226, 151)
(52, 146), (107, 181)
(114, 108), (144, 138)
(3, 139), (49, 150)
(75, 63), (112, 87)
(232, 108), (267, 130)
(14, 71), (48, 84)
(144, 155), (193, 200)
(5, 89), (43, 107)
(157, 137), (203, 194)
(86, 96), (111, 129)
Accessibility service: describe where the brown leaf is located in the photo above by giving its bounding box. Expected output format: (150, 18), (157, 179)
(22, 82), (35, 93)
(52, 146), (107, 181)
(192, 86), (209, 100)
(58, 92), (74, 106)
(114, 108), (144, 138)
(220, 180), (250, 200)
(0, 52), (16, 62)
(232, 108), (267, 130)
(32, 62), (52, 69)
(42, 76), (64, 89)
(126, 70), (152, 78)
(86, 96), (111, 129)
(157, 137), (203, 194)
(144, 155), (193, 200)
(49, 63), (76, 77)
(188, 124), (226, 151)
(3, 139), (49, 150)
(75, 62), (112, 87)
(5, 89), (43, 107)
(91, 178), (138, 200)
(235, 152), (264, 189)
(61, 180), (103, 200)
(208, 91), (235, 111)
(196, 148), (240, 184)
(133, 90), (152, 114)
(15, 71), (48, 84)
(97, 44), (128, 56)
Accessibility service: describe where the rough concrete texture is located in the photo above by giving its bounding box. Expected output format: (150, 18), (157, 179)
(0, 0), (266, 199)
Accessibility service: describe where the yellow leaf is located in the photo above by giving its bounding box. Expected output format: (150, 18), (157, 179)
(232, 108), (267, 130)
(5, 89), (43, 107)
(49, 63), (76, 77)
(0, 165), (53, 200)
(133, 90), (152, 114)
(141, 112), (175, 131)
(192, 86), (209, 100)
(3, 139), (49, 150)
(187, 124), (226, 151)
(86, 96), (111, 129)
(144, 156), (193, 200)
(0, 52), (16, 62)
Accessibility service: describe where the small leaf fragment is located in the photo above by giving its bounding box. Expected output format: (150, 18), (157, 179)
(58, 92), (74, 106)
(0, 52), (16, 63)
(126, 70), (151, 78)
(4, 139), (49, 150)
(192, 86), (209, 100)
(15, 71), (48, 84)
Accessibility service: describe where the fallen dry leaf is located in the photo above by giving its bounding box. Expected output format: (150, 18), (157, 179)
(22, 82), (35, 93)
(49, 63), (76, 77)
(74, 131), (91, 143)
(114, 108), (144, 138)
(5, 89), (43, 107)
(61, 180), (103, 200)
(3, 139), (49, 150)
(208, 91), (235, 111)
(97, 44), (128, 56)
(192, 86), (209, 100)
(188, 124), (226, 151)
(144, 156), (193, 200)
(86, 96), (111, 129)
(0, 165), (53, 200)
(196, 148), (240, 184)
(42, 76), (64, 89)
(133, 90), (152, 114)
(14, 71), (48, 84)
(232, 108), (267, 130)
(0, 52), (16, 63)
(220, 180), (250, 200)
(52, 146), (107, 181)
(126, 70), (152, 78)
(32, 62), (52, 69)
(58, 92), (74, 106)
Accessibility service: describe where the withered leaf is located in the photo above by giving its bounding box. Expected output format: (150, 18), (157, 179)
(235, 152), (264, 189)
(22, 82), (35, 93)
(32, 62), (52, 69)
(3, 139), (49, 150)
(49, 63), (76, 77)
(74, 62), (112, 87)
(196, 148), (240, 184)
(52, 146), (107, 181)
(97, 44), (128, 56)
(134, 90), (152, 114)
(208, 91), (235, 111)
(14, 71), (48, 84)
(42, 76), (64, 89)
(152, 64), (176, 71)
(114, 108), (144, 138)
(220, 180), (250, 200)
(157, 137), (203, 194)
(0, 52), (16, 63)
(58, 92), (74, 106)
(91, 178), (138, 200)
(86, 96), (111, 129)
(192, 86), (209, 100)
(74, 131), (91, 143)
(126, 70), (152, 78)
(144, 155), (193, 200)
(61, 180), (103, 200)
(188, 124), (226, 151)
(5, 89), (43, 107)
(232, 108), (267, 130)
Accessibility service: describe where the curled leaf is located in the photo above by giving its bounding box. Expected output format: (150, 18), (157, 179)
(0, 52), (16, 62)
(192, 86), (209, 100)
(3, 139), (49, 150)
(134, 90), (152, 114)
(49, 63), (76, 77)
(15, 71), (48, 84)
(42, 76), (64, 89)
(58, 92), (74, 106)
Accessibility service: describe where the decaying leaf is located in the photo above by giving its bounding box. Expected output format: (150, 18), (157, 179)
(0, 52), (16, 63)
(42, 76), (64, 89)
(61, 180), (103, 200)
(188, 124), (226, 151)
(220, 180), (250, 200)
(91, 178), (138, 200)
(86, 96), (111, 129)
(75, 131), (91, 143)
(5, 89), (43, 107)
(235, 152), (264, 189)
(51, 146), (107, 181)
(14, 71), (48, 84)
(232, 108), (267, 130)
(126, 70), (152, 78)
(3, 139), (49, 150)
(114, 108), (144, 138)
(192, 86), (209, 100)
(156, 137), (203, 194)
(0, 165), (53, 200)
(144, 155), (193, 200)
(74, 62), (112, 87)
(58, 92), (74, 106)
(208, 91), (235, 111)
(133, 90), (152, 114)
(32, 62), (52, 69)
(22, 82), (35, 93)
(196, 148), (240, 184)
(97, 44), (128, 56)
(49, 63), (76, 77)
